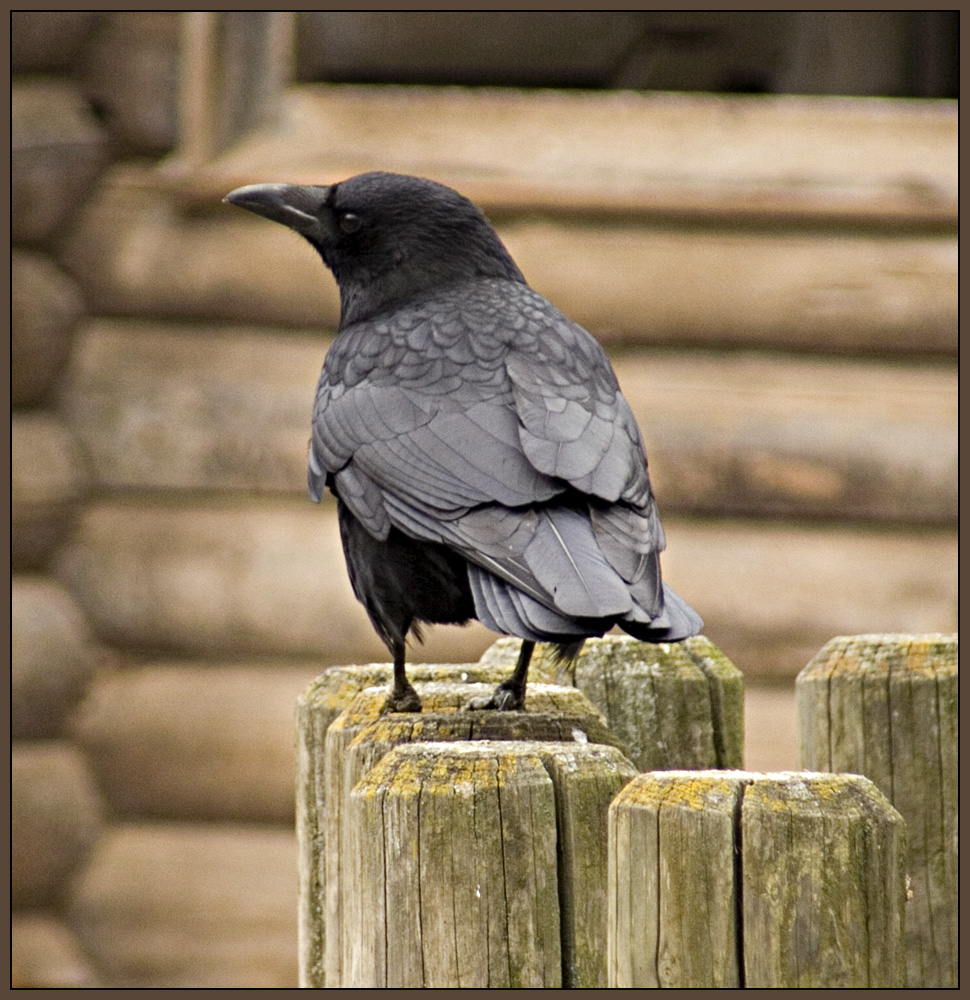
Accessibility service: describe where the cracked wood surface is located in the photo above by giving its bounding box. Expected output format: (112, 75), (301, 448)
(297, 668), (624, 987)
(796, 633), (958, 987)
(483, 634), (744, 770)
(609, 770), (906, 988)
(347, 741), (635, 988)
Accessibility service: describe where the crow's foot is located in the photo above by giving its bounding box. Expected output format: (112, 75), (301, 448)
(465, 682), (525, 712)
(382, 685), (422, 714)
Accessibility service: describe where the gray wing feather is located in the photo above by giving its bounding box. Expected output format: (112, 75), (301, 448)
(309, 281), (683, 635)
(467, 564), (593, 641)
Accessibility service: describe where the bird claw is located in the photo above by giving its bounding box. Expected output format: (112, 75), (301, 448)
(381, 686), (422, 714)
(464, 684), (525, 712)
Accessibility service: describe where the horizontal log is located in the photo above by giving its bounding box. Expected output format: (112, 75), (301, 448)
(182, 87), (957, 226)
(12, 742), (104, 909)
(12, 413), (89, 570)
(54, 499), (957, 678)
(61, 320), (956, 522)
(12, 914), (102, 988)
(12, 80), (109, 244)
(12, 250), (84, 407)
(61, 163), (955, 354)
(505, 222), (956, 355)
(665, 518), (956, 678)
(68, 822), (298, 988)
(12, 576), (99, 739)
(61, 321), (326, 493)
(611, 351), (956, 524)
(72, 663), (325, 822)
(59, 173), (336, 325)
(53, 497), (496, 662)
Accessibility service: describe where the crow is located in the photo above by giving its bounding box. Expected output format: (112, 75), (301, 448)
(225, 172), (702, 712)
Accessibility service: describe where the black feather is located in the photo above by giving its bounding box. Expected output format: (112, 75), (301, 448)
(225, 172), (702, 711)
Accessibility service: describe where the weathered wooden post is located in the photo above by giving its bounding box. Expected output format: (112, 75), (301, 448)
(298, 638), (746, 987)
(347, 740), (636, 988)
(609, 771), (906, 988)
(321, 682), (626, 988)
(796, 633), (958, 987)
(481, 634), (744, 770)
(295, 660), (560, 987)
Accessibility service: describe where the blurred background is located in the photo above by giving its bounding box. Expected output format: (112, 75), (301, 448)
(11, 11), (956, 988)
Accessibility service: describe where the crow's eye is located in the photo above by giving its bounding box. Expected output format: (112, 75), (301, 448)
(338, 212), (362, 234)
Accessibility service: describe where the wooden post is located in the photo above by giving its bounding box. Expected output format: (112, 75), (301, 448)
(296, 663), (616, 987)
(609, 770), (906, 988)
(796, 633), (958, 987)
(347, 740), (636, 988)
(295, 661), (559, 988)
(178, 12), (294, 166)
(321, 681), (627, 988)
(481, 634), (745, 770)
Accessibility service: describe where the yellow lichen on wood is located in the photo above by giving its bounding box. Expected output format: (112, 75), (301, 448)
(796, 633), (958, 987)
(610, 770), (906, 988)
(479, 635), (743, 771)
(741, 772), (905, 988)
(299, 659), (530, 983)
(338, 740), (637, 988)
(609, 770), (748, 988)
(320, 690), (632, 988)
(348, 743), (564, 988)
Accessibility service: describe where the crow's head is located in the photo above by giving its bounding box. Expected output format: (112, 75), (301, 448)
(225, 171), (524, 326)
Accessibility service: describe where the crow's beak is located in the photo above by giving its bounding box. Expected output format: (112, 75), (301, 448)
(224, 183), (336, 243)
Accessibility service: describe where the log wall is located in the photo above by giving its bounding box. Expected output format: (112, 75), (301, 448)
(11, 11), (955, 989)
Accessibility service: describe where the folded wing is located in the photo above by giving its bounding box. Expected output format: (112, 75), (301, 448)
(310, 282), (699, 639)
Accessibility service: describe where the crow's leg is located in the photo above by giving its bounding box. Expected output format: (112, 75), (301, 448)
(466, 640), (534, 711)
(383, 636), (422, 713)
